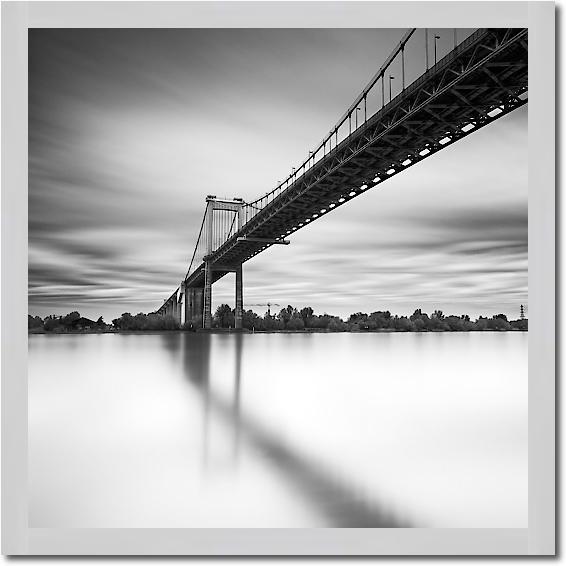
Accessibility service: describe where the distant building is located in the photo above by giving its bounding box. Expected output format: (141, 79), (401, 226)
(70, 317), (96, 330)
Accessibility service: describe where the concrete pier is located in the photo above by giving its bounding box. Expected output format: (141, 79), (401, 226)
(185, 286), (204, 328)
(235, 264), (243, 329)
(203, 261), (212, 329)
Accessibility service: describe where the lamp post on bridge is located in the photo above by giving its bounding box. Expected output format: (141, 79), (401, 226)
(425, 28), (429, 70)
(434, 35), (440, 65)
(389, 75), (395, 103)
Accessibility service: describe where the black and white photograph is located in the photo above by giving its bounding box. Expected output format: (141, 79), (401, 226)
(26, 22), (530, 531)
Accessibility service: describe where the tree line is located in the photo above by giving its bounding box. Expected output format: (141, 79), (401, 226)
(28, 306), (528, 333)
(210, 304), (527, 332)
(28, 311), (179, 332)
(28, 311), (108, 332)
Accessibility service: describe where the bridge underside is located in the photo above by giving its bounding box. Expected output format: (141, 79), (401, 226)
(183, 27), (527, 291)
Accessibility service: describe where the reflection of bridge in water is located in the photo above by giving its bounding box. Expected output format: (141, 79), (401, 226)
(157, 28), (528, 328)
(161, 333), (412, 527)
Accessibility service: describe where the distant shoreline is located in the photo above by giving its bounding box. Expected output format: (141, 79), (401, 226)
(28, 327), (528, 335)
(29, 308), (528, 334)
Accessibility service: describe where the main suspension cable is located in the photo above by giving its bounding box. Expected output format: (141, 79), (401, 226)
(185, 209), (207, 279)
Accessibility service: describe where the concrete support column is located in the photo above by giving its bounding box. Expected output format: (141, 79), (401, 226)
(203, 261), (213, 329)
(195, 288), (204, 327)
(184, 287), (191, 326)
(235, 264), (243, 329)
(185, 287), (204, 328)
(175, 293), (182, 326)
(179, 285), (185, 326)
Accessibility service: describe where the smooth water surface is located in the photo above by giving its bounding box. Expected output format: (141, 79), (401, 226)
(29, 331), (527, 528)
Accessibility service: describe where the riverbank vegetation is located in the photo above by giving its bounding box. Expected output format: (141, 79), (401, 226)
(211, 304), (527, 332)
(29, 305), (528, 333)
(28, 311), (179, 333)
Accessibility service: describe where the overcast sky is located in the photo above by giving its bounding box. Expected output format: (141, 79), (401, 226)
(29, 28), (527, 322)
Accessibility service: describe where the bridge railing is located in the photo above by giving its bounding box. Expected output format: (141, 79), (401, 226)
(240, 28), (477, 226)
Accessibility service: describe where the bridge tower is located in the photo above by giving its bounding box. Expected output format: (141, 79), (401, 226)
(200, 196), (245, 330)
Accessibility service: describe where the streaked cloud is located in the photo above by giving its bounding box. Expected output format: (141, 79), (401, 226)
(29, 29), (527, 321)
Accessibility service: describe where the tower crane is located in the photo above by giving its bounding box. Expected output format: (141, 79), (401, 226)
(245, 302), (280, 317)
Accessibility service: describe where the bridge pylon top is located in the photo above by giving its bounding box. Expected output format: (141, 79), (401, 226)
(206, 195), (245, 204)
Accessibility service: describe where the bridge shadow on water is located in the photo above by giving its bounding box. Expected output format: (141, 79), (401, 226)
(159, 333), (412, 528)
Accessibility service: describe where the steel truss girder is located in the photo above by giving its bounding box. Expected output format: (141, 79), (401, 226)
(183, 27), (527, 289)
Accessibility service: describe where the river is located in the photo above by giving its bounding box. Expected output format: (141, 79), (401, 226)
(29, 331), (527, 528)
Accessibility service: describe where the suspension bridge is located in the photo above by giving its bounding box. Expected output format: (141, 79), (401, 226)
(156, 27), (528, 329)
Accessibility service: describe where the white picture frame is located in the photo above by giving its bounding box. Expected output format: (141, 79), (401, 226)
(1, 0), (555, 555)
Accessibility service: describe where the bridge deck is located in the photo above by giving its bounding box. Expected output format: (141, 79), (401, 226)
(183, 27), (527, 290)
